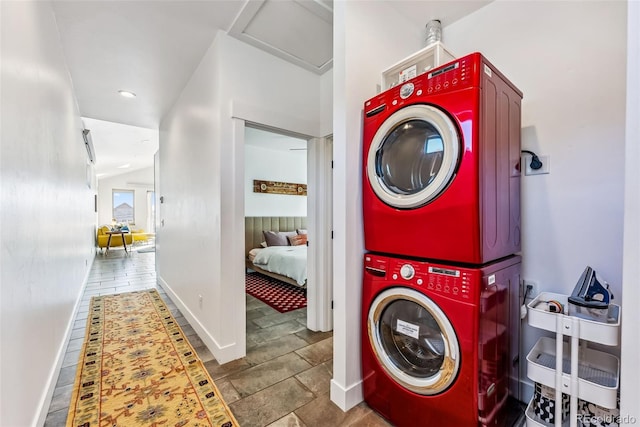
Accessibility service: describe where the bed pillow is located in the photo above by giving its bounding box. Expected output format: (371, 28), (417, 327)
(288, 234), (308, 246)
(296, 229), (307, 235)
(262, 230), (297, 246)
(263, 230), (287, 246)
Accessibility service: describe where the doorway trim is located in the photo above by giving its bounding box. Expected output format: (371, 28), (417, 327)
(231, 102), (333, 336)
(307, 135), (333, 331)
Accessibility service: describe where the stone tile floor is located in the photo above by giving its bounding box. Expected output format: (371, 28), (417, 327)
(43, 248), (392, 427)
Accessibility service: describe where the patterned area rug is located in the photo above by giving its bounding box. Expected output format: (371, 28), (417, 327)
(66, 289), (237, 427)
(245, 273), (307, 313)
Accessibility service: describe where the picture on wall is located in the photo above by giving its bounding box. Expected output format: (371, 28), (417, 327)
(253, 180), (307, 196)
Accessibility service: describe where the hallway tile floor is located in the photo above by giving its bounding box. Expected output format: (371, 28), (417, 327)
(43, 248), (391, 427)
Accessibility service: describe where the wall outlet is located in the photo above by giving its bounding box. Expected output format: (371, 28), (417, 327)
(524, 154), (550, 176)
(523, 280), (538, 299)
(198, 294), (203, 309)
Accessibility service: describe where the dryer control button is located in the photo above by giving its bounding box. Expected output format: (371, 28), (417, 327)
(416, 89), (423, 96)
(400, 264), (415, 280)
(392, 100), (398, 106)
(416, 279), (423, 285)
(400, 82), (414, 99)
(392, 273), (398, 280)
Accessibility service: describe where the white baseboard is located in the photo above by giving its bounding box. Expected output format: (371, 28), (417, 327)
(35, 254), (95, 427)
(157, 276), (244, 364)
(330, 378), (363, 412)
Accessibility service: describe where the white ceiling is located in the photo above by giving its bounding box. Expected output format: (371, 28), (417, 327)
(83, 118), (159, 179)
(51, 0), (490, 178)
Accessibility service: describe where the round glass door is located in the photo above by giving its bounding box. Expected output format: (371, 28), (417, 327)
(368, 288), (460, 395)
(367, 104), (460, 208)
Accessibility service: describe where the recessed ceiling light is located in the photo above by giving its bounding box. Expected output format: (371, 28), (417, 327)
(118, 90), (136, 98)
(117, 163), (131, 169)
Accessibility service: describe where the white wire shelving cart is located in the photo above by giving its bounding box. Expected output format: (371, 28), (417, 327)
(525, 292), (620, 427)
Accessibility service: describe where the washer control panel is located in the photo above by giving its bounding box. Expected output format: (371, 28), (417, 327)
(364, 254), (478, 301)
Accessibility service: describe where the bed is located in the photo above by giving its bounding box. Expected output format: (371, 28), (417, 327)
(245, 216), (308, 288)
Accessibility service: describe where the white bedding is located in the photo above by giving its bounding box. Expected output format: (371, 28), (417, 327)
(251, 245), (307, 286)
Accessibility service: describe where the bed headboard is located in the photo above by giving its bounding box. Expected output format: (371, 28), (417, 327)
(245, 216), (307, 257)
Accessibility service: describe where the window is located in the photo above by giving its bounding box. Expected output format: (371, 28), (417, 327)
(112, 190), (134, 224)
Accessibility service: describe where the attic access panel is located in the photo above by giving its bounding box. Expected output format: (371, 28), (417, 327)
(229, 0), (333, 74)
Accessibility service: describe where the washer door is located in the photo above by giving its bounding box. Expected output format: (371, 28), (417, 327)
(367, 104), (460, 208)
(368, 287), (460, 395)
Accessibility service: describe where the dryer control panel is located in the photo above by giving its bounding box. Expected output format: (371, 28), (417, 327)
(364, 254), (478, 302)
(364, 52), (483, 119)
(401, 53), (476, 100)
(364, 51), (521, 132)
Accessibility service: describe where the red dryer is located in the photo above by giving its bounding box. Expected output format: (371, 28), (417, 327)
(361, 253), (521, 426)
(362, 52), (523, 265)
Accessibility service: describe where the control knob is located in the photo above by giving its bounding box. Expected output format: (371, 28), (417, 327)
(400, 83), (414, 99)
(400, 264), (415, 280)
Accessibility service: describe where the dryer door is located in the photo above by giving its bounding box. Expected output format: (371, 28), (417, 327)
(368, 287), (460, 395)
(367, 104), (460, 208)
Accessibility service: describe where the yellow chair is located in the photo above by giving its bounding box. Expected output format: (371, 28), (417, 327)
(96, 226), (133, 250)
(131, 228), (153, 246)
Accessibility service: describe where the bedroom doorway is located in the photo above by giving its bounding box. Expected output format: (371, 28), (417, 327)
(242, 122), (333, 333)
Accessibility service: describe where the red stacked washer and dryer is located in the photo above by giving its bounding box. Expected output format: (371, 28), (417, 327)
(361, 52), (523, 426)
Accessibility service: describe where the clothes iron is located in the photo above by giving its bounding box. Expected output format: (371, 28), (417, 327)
(568, 266), (614, 322)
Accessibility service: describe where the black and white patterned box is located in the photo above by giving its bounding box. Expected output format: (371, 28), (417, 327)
(577, 394), (620, 427)
(533, 382), (570, 424)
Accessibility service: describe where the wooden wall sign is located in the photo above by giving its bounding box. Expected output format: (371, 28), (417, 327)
(253, 180), (307, 196)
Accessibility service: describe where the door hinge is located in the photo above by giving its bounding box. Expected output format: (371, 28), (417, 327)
(331, 300), (334, 309)
(331, 230), (334, 239)
(331, 160), (334, 169)
(306, 240), (309, 247)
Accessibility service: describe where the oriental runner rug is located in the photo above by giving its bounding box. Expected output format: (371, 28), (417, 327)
(245, 273), (307, 313)
(66, 289), (238, 427)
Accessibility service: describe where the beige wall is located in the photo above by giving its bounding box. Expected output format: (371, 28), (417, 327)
(443, 0), (626, 400)
(0, 2), (96, 425)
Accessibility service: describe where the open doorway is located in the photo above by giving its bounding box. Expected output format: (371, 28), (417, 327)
(242, 123), (333, 333)
(83, 117), (159, 253)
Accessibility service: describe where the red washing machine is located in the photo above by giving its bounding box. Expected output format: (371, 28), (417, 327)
(361, 253), (521, 427)
(362, 52), (523, 265)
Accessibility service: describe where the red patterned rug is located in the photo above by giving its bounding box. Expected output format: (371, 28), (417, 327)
(245, 273), (307, 313)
